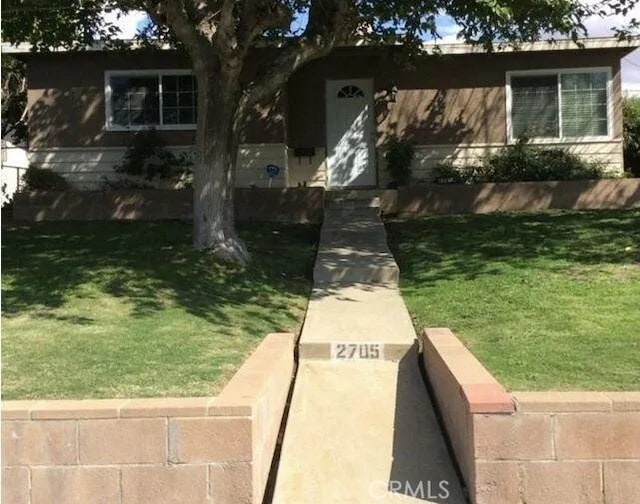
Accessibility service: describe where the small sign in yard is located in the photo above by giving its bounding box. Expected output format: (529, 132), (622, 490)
(331, 342), (384, 360)
(265, 164), (280, 178)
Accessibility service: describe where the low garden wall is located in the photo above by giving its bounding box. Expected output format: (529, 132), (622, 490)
(388, 178), (640, 216)
(11, 179), (640, 223)
(423, 328), (640, 504)
(12, 187), (324, 223)
(2, 333), (295, 504)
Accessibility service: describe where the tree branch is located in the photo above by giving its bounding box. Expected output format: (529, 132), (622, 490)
(239, 0), (354, 110)
(212, 0), (238, 52)
(237, 0), (293, 50)
(139, 0), (209, 58)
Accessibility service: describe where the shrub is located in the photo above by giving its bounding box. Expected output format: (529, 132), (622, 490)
(484, 139), (603, 182)
(114, 128), (192, 181)
(432, 162), (472, 184)
(22, 165), (70, 190)
(384, 137), (414, 186)
(100, 177), (154, 190)
(623, 96), (640, 176)
(433, 139), (603, 184)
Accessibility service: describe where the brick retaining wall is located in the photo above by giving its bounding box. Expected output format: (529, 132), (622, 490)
(1, 333), (295, 504)
(423, 328), (640, 504)
(12, 188), (324, 223)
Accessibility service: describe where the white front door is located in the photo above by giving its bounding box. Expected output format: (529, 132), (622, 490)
(325, 79), (376, 188)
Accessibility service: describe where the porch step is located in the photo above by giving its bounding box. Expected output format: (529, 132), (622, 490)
(299, 283), (416, 360)
(325, 189), (382, 210)
(313, 246), (399, 284)
(315, 206), (398, 285)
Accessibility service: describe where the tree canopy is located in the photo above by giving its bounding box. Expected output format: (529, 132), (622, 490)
(5, 1), (638, 56)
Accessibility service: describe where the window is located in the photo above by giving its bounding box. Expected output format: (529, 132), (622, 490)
(510, 75), (559, 138)
(161, 74), (197, 125)
(337, 85), (365, 98)
(508, 69), (610, 141)
(105, 71), (197, 130)
(560, 72), (608, 137)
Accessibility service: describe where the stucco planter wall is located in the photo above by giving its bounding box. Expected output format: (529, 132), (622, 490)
(423, 328), (640, 504)
(11, 187), (325, 223)
(2, 332), (295, 504)
(10, 179), (640, 224)
(384, 178), (640, 216)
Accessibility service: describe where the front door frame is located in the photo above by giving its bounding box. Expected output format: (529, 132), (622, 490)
(325, 78), (377, 189)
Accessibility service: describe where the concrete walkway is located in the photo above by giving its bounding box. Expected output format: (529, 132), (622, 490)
(271, 196), (465, 503)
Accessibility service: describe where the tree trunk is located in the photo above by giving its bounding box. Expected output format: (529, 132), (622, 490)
(191, 58), (250, 265)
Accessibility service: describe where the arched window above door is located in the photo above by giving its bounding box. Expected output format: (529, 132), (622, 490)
(337, 85), (365, 98)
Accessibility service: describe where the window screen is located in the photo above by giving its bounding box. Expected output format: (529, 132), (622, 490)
(561, 72), (608, 137)
(511, 75), (559, 138)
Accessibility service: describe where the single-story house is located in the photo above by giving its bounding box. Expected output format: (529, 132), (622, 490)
(4, 37), (639, 189)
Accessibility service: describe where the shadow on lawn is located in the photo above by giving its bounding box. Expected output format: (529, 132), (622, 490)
(386, 210), (640, 285)
(2, 221), (319, 331)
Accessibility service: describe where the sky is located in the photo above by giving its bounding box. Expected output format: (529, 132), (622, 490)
(107, 7), (640, 92)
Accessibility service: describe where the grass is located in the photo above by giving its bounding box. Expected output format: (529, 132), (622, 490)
(2, 221), (318, 400)
(386, 210), (640, 391)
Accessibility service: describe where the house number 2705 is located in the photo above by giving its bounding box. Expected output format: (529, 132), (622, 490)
(331, 343), (384, 360)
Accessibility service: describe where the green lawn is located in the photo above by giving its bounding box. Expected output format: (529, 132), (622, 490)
(2, 221), (318, 399)
(386, 210), (640, 391)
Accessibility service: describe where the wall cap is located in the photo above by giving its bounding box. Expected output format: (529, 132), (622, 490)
(512, 391), (640, 412)
(423, 328), (515, 414)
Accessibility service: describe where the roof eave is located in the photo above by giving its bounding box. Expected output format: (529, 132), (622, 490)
(2, 35), (639, 56)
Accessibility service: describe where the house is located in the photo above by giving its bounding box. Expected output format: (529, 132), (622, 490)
(4, 37), (639, 190)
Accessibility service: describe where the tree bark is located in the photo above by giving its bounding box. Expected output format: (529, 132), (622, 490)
(191, 57), (250, 264)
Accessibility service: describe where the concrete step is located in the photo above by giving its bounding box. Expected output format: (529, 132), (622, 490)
(271, 358), (466, 503)
(299, 283), (416, 360)
(313, 246), (400, 285)
(326, 198), (381, 211)
(323, 207), (382, 222)
(316, 205), (397, 285)
(326, 189), (382, 205)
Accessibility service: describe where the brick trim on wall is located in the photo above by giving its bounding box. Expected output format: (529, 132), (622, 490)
(2, 332), (295, 504)
(422, 328), (640, 504)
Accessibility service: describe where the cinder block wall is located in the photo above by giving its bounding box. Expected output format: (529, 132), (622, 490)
(423, 328), (640, 504)
(2, 333), (295, 504)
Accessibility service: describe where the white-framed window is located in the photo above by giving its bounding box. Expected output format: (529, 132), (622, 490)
(506, 67), (612, 142)
(104, 70), (197, 131)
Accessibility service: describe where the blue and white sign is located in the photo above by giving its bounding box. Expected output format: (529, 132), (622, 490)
(266, 164), (280, 178)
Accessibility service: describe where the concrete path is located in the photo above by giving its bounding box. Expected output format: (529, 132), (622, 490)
(272, 196), (465, 503)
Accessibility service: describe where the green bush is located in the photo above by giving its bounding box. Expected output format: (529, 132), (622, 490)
(433, 139), (603, 184)
(384, 137), (414, 187)
(484, 139), (603, 182)
(22, 166), (70, 190)
(433, 162), (474, 184)
(115, 128), (192, 181)
(623, 96), (640, 176)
